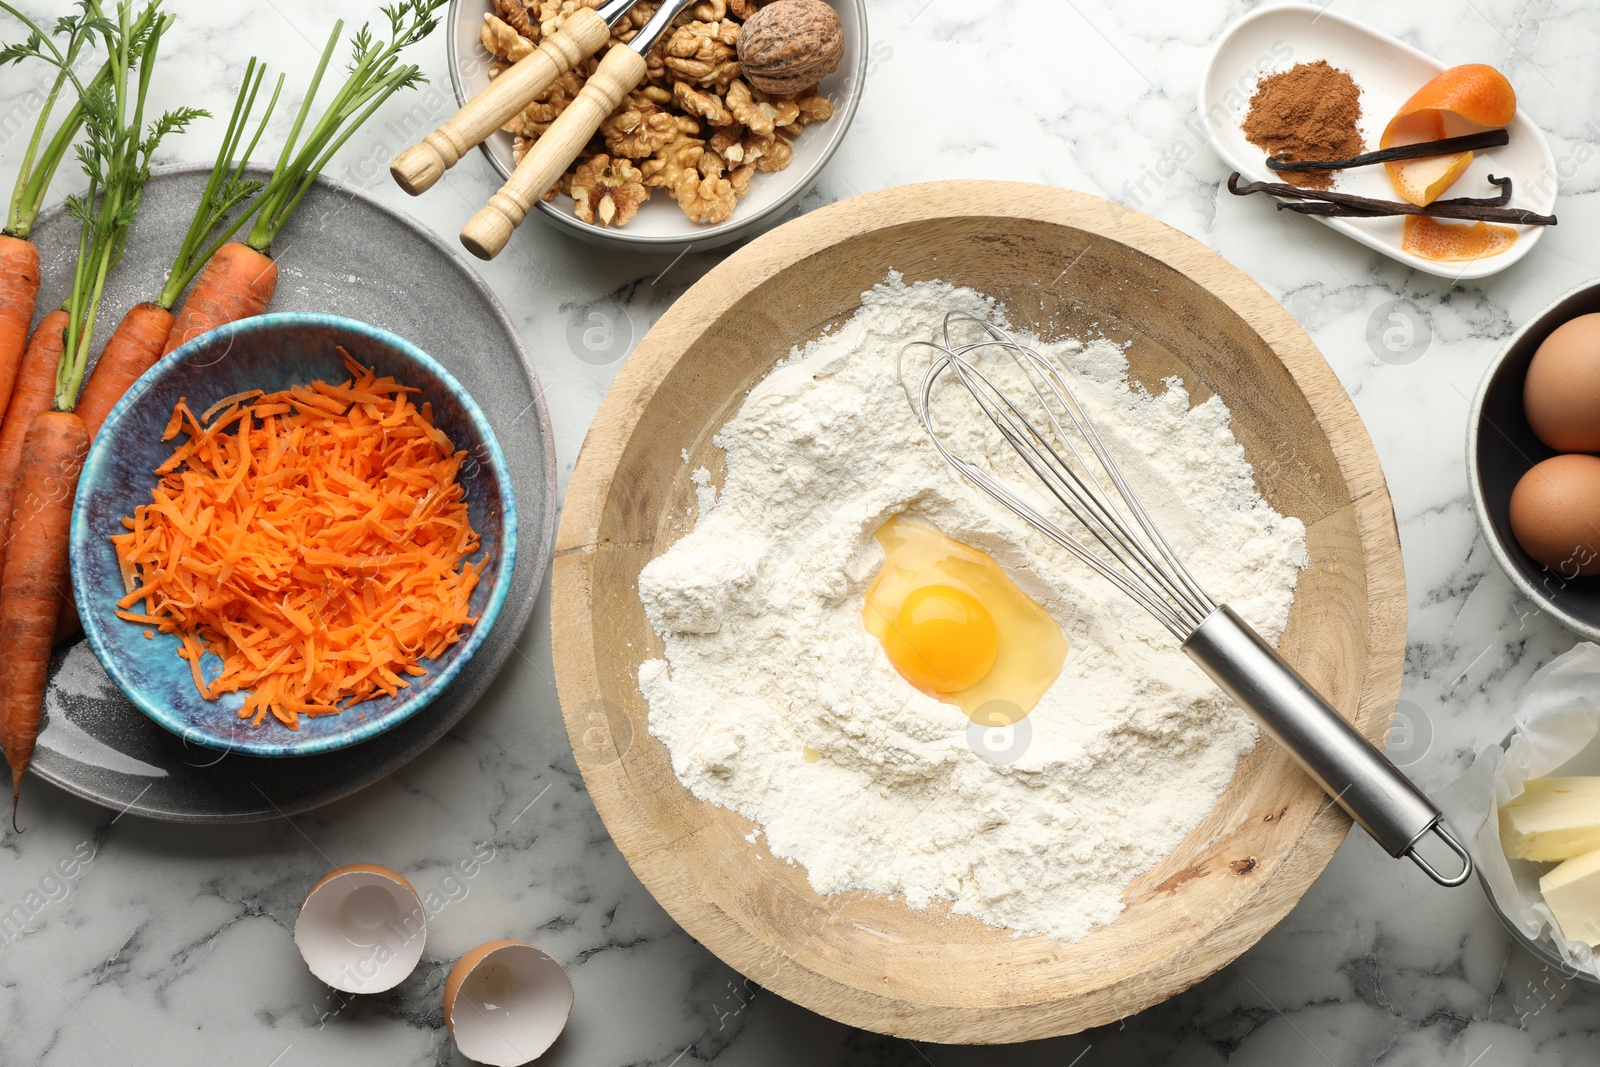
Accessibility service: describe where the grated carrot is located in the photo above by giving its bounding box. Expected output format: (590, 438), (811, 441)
(110, 352), (483, 729)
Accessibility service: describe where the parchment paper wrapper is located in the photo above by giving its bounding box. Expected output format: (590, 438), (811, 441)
(1440, 642), (1600, 975)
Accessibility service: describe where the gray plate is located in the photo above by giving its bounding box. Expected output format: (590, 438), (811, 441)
(25, 164), (556, 822)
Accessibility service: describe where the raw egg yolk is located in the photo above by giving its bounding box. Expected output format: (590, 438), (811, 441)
(881, 584), (999, 694)
(862, 516), (1068, 724)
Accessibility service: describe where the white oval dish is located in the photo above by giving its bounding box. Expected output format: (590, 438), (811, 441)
(446, 0), (869, 254)
(294, 864), (427, 994)
(444, 940), (574, 1066)
(1199, 3), (1557, 279)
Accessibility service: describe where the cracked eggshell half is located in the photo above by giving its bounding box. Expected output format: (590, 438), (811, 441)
(444, 940), (574, 1065)
(294, 863), (426, 993)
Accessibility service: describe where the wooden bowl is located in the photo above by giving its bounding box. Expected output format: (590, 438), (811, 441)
(552, 181), (1406, 1043)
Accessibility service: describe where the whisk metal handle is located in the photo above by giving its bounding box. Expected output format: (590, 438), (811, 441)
(1182, 605), (1472, 887)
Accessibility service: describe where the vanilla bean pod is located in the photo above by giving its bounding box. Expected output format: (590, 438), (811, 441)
(1265, 129), (1510, 172)
(1227, 173), (1555, 225)
(1280, 176), (1517, 216)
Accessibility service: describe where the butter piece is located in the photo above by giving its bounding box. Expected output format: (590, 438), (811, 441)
(1541, 847), (1600, 947)
(1501, 776), (1600, 862)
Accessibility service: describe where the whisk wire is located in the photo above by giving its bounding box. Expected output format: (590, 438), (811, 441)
(927, 434), (1191, 632)
(935, 354), (1196, 630)
(903, 313), (1218, 639)
(947, 334), (1213, 626)
(1000, 330), (1217, 625)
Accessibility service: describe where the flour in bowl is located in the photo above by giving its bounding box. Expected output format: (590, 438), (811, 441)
(636, 276), (1308, 942)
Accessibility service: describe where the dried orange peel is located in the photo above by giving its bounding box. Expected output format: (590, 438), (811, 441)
(1381, 64), (1517, 206)
(1401, 214), (1518, 261)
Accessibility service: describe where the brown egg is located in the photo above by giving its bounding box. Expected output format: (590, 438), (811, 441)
(1509, 454), (1600, 575)
(1525, 313), (1600, 452)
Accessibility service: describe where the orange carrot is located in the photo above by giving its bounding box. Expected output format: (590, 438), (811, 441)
(111, 354), (482, 729)
(77, 302), (175, 441)
(161, 242), (278, 355)
(0, 236), (41, 418)
(0, 411), (88, 828)
(0, 3), (198, 827)
(0, 309), (67, 578)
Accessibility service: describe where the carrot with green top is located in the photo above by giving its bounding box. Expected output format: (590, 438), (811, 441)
(156, 237), (277, 354)
(1, 0), (199, 830)
(50, 23), (267, 647)
(0, 2), (157, 415)
(77, 55), (279, 440)
(163, 0), (445, 352)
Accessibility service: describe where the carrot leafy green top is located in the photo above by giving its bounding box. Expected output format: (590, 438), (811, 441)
(58, 0), (203, 411)
(0, 0), (157, 239)
(156, 56), (282, 310)
(245, 0), (446, 255)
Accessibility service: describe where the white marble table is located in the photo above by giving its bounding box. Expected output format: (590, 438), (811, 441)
(4, 0), (1600, 1063)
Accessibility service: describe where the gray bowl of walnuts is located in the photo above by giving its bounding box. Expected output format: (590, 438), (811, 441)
(449, 0), (869, 253)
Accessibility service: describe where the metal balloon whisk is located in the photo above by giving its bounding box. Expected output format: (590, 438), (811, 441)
(900, 313), (1471, 887)
(902, 314), (1217, 639)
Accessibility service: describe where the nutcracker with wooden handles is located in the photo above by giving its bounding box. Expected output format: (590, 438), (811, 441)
(390, 0), (641, 195)
(460, 0), (699, 259)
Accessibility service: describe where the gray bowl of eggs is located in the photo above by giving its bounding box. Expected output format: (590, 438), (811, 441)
(1470, 281), (1600, 638)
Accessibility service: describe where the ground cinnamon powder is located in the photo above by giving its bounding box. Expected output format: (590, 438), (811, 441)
(1242, 60), (1363, 190)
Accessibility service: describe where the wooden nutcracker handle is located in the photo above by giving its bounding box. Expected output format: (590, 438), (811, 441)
(460, 44), (648, 260)
(390, 7), (611, 196)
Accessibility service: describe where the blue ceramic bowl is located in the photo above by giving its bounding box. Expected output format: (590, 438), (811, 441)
(70, 313), (518, 757)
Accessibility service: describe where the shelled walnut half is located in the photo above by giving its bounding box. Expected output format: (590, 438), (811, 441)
(571, 155), (649, 227)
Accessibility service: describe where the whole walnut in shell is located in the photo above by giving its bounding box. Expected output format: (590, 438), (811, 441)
(736, 0), (843, 96)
